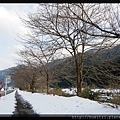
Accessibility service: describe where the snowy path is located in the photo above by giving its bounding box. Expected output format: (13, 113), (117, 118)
(11, 90), (39, 117)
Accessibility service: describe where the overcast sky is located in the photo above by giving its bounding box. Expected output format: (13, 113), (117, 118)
(0, 3), (39, 70)
(1, 3), (119, 71)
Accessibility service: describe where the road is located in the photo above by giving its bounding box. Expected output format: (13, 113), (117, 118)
(0, 89), (14, 96)
(11, 90), (39, 117)
(0, 89), (39, 117)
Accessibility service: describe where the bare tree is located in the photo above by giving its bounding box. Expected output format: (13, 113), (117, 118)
(11, 65), (28, 90)
(11, 65), (37, 92)
(68, 3), (120, 39)
(12, 48), (41, 93)
(17, 35), (57, 94)
(19, 3), (120, 96)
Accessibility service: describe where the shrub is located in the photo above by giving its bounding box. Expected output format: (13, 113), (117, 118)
(81, 87), (100, 100)
(49, 87), (75, 97)
(49, 88), (64, 96)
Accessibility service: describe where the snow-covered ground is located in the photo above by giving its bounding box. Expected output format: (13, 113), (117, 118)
(0, 88), (120, 117)
(0, 90), (16, 115)
(62, 88), (120, 95)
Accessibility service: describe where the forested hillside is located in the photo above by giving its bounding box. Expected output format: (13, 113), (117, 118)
(49, 44), (120, 88)
(3, 44), (119, 90)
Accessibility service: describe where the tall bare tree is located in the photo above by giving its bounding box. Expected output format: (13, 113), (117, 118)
(19, 3), (120, 96)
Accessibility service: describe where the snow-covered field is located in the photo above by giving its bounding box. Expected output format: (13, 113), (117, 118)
(0, 88), (120, 117)
(17, 89), (120, 115)
(62, 88), (120, 95)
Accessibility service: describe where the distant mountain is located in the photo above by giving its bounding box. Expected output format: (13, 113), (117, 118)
(86, 44), (120, 61)
(47, 58), (67, 68)
(49, 44), (120, 88)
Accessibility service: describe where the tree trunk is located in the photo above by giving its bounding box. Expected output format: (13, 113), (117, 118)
(74, 56), (83, 97)
(31, 80), (35, 93)
(46, 73), (49, 94)
(76, 63), (83, 97)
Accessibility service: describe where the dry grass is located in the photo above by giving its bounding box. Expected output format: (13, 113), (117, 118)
(108, 96), (120, 105)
